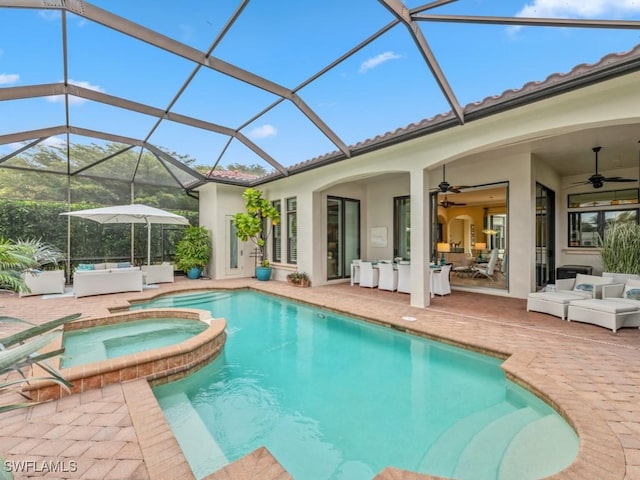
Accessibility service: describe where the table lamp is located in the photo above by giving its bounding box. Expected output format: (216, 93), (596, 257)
(437, 242), (450, 266)
(475, 242), (486, 262)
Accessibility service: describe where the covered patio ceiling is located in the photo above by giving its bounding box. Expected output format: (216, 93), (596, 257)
(1, 0), (640, 190)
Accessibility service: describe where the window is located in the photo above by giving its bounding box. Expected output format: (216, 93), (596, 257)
(569, 209), (638, 247)
(568, 188), (638, 208)
(272, 200), (281, 263)
(567, 188), (639, 247)
(287, 197), (297, 264)
(393, 196), (410, 260)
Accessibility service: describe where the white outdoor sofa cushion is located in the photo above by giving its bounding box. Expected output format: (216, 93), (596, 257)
(20, 270), (66, 297)
(567, 298), (640, 333)
(73, 267), (143, 298)
(141, 263), (174, 284)
(526, 274), (614, 320)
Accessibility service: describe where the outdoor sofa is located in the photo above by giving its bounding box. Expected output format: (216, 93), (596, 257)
(19, 270), (66, 297)
(73, 262), (143, 298)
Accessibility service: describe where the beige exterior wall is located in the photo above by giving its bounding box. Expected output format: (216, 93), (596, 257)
(198, 70), (640, 304)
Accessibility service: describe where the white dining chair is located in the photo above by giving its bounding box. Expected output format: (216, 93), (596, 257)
(432, 264), (452, 296)
(378, 262), (398, 291)
(351, 259), (361, 285)
(397, 262), (411, 294)
(359, 262), (379, 288)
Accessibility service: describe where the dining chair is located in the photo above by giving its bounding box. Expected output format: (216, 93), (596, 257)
(351, 259), (361, 285)
(432, 264), (452, 296)
(378, 262), (398, 291)
(397, 262), (411, 294)
(359, 262), (379, 288)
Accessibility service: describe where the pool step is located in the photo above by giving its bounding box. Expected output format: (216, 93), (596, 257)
(453, 406), (542, 480)
(157, 391), (229, 478)
(498, 414), (578, 480)
(417, 401), (518, 477)
(141, 291), (232, 308)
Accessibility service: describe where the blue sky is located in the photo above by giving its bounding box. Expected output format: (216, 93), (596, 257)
(1, 0), (640, 174)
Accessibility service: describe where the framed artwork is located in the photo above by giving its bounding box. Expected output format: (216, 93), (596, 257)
(370, 226), (388, 247)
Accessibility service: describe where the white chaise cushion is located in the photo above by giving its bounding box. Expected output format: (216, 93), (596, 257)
(571, 298), (638, 314)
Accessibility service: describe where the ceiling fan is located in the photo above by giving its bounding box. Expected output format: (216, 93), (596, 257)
(439, 194), (466, 208)
(573, 146), (638, 189)
(432, 164), (468, 193)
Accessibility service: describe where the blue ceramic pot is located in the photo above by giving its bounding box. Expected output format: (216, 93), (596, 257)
(187, 267), (202, 279)
(255, 266), (272, 281)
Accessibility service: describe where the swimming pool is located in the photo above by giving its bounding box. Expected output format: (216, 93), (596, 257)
(145, 290), (578, 480)
(61, 317), (208, 368)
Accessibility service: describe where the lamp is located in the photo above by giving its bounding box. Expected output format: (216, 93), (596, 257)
(475, 242), (486, 261)
(437, 242), (450, 266)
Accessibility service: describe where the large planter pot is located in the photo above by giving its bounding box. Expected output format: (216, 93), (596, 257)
(186, 267), (202, 279)
(255, 266), (272, 281)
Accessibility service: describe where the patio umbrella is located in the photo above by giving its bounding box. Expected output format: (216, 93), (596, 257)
(60, 204), (189, 265)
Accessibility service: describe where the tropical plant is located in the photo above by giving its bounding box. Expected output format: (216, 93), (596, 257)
(175, 225), (212, 273)
(0, 238), (65, 294)
(0, 313), (80, 413)
(233, 188), (280, 268)
(0, 239), (33, 293)
(599, 221), (640, 274)
(287, 271), (310, 286)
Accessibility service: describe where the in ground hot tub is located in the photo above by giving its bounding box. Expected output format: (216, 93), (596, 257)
(25, 308), (226, 402)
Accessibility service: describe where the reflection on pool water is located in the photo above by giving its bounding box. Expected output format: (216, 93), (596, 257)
(142, 290), (578, 480)
(61, 318), (208, 368)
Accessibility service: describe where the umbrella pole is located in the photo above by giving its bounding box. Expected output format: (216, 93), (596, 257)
(147, 221), (151, 266)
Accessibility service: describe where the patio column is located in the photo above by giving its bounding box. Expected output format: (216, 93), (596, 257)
(410, 167), (431, 308)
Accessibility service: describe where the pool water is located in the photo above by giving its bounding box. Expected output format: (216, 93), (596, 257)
(61, 318), (208, 368)
(146, 291), (578, 480)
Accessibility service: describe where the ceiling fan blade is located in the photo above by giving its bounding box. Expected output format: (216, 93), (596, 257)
(602, 177), (638, 182)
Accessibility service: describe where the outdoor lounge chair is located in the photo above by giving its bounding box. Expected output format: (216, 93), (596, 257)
(567, 298), (640, 332)
(526, 274), (615, 320)
(472, 248), (499, 281)
(564, 278), (640, 332)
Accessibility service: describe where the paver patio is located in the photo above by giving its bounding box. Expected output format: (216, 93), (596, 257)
(1, 278), (639, 479)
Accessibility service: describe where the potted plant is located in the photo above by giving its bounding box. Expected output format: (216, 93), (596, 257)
(233, 188), (280, 281)
(175, 226), (212, 279)
(599, 222), (640, 282)
(287, 271), (310, 287)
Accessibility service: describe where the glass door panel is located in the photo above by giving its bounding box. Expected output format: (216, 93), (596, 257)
(327, 197), (360, 280)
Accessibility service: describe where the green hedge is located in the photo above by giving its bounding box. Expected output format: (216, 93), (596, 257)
(0, 199), (199, 268)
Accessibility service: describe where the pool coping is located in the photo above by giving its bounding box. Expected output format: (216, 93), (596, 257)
(116, 285), (624, 480)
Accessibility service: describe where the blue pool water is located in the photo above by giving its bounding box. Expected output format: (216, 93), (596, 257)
(61, 318), (207, 368)
(145, 291), (578, 480)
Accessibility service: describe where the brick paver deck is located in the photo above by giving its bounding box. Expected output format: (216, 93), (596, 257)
(1, 278), (639, 479)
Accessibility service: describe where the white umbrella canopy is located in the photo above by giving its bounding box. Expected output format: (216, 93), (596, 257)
(60, 204), (189, 265)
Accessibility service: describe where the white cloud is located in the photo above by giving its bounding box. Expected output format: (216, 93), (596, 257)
(248, 124), (277, 139)
(0, 73), (19, 85)
(45, 79), (105, 105)
(516, 0), (640, 18)
(359, 51), (403, 74)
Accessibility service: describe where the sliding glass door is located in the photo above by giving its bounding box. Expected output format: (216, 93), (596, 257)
(327, 197), (360, 280)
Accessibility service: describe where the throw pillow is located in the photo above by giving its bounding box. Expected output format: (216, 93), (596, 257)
(117, 262), (132, 268)
(76, 264), (94, 271)
(623, 278), (640, 300)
